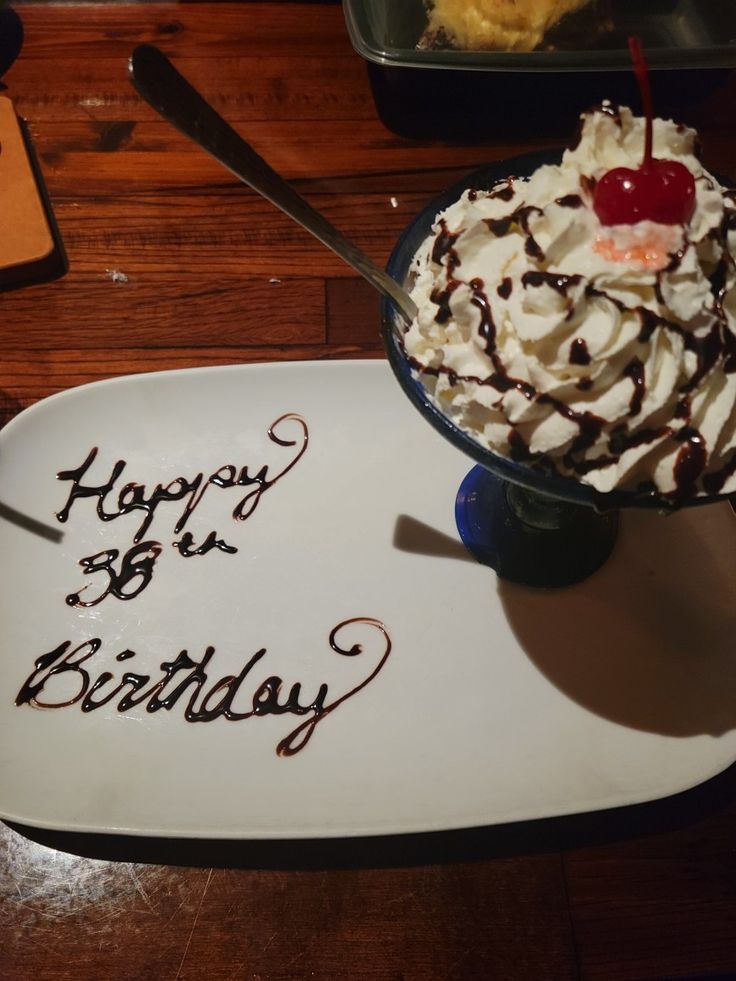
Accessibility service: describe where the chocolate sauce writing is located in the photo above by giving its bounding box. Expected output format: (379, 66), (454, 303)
(15, 618), (392, 757)
(55, 413), (308, 607)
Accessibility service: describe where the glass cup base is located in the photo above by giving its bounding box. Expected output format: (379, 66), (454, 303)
(455, 465), (619, 588)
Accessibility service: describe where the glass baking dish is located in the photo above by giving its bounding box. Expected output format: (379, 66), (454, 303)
(343, 0), (736, 71)
(343, 0), (736, 139)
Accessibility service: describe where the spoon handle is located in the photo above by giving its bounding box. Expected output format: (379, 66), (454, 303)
(128, 44), (417, 323)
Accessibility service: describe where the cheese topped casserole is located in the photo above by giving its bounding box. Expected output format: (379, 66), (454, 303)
(419, 0), (593, 51)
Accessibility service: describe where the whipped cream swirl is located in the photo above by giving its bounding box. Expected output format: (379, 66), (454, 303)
(403, 104), (736, 500)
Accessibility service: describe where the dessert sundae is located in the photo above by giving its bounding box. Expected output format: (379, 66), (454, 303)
(419, 0), (594, 52)
(402, 43), (736, 502)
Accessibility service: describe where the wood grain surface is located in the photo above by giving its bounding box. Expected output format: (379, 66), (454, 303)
(2, 3), (736, 979)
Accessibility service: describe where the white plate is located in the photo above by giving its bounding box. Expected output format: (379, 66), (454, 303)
(1, 360), (736, 838)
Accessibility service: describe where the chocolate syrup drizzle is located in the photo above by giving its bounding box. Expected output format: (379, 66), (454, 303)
(497, 277), (513, 300)
(522, 271), (583, 295)
(431, 219), (462, 277)
(484, 205), (545, 261)
(56, 414), (309, 543)
(555, 194), (584, 209)
(173, 531), (237, 557)
(56, 414), (309, 604)
(412, 167), (736, 503)
(624, 358), (645, 417)
(14, 618), (392, 758)
(569, 339), (591, 366)
(489, 180), (516, 202)
(569, 103), (624, 153)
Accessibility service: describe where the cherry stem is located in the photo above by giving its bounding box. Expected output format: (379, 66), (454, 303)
(628, 36), (653, 170)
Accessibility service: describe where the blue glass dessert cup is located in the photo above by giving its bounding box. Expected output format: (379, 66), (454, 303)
(381, 151), (735, 588)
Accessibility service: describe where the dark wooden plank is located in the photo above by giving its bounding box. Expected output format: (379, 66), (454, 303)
(10, 54), (372, 124)
(38, 189), (420, 276)
(174, 860), (578, 981)
(0, 818), (578, 981)
(564, 802), (736, 980)
(24, 119), (506, 184)
(0, 822), (213, 981)
(1, 275), (326, 348)
(326, 276), (382, 345)
(12, 2), (353, 62)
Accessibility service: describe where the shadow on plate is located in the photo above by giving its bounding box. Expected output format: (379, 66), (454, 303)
(499, 503), (736, 738)
(393, 513), (474, 563)
(396, 503), (736, 739)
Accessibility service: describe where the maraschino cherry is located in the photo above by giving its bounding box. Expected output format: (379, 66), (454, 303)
(593, 37), (695, 227)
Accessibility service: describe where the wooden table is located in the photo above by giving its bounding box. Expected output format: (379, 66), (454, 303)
(2, 3), (736, 978)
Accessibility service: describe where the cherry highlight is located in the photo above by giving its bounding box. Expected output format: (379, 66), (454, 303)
(592, 37), (696, 227)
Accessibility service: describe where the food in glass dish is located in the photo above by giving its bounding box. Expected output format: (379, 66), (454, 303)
(418, 0), (595, 52)
(401, 47), (736, 502)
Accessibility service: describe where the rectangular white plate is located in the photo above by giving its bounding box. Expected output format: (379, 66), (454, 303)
(1, 360), (735, 838)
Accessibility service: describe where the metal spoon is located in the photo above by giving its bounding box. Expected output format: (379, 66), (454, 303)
(128, 43), (418, 323)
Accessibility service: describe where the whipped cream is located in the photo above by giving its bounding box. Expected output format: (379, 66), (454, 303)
(403, 104), (736, 499)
